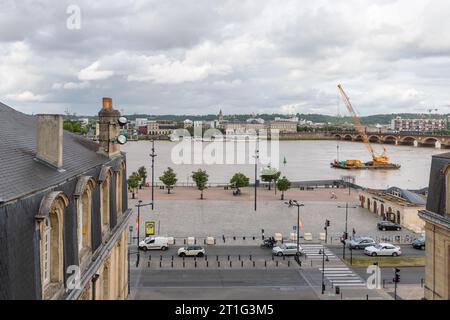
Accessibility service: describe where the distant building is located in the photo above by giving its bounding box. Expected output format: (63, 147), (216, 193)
(359, 187), (426, 233)
(419, 153), (450, 300)
(274, 116), (298, 123)
(79, 118), (89, 126)
(147, 120), (177, 136)
(218, 109), (224, 122)
(269, 119), (298, 133)
(246, 118), (265, 124)
(135, 118), (148, 128)
(183, 119), (193, 128)
(0, 98), (130, 300)
(390, 116), (447, 132)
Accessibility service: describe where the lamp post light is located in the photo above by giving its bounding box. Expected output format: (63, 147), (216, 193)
(285, 200), (304, 263)
(149, 139), (157, 210)
(337, 202), (357, 259)
(253, 143), (259, 212)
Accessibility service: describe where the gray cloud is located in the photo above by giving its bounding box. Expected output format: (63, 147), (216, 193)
(1, 0), (450, 116)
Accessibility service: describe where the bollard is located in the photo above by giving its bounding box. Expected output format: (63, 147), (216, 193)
(238, 255), (241, 261)
(230, 261), (232, 267)
(160, 261), (162, 268)
(160, 255), (162, 261)
(195, 261), (197, 268)
(207, 261), (209, 268)
(253, 236), (255, 240)
(216, 255), (219, 261)
(205, 255), (207, 261)
(283, 256), (285, 261)
(183, 261), (185, 268)
(171, 255), (174, 261)
(233, 236), (236, 241)
(149, 255), (152, 261)
(218, 261), (220, 267)
(228, 255), (230, 261)
(288, 260), (290, 267)
(276, 261), (279, 267)
(241, 261), (244, 268)
(265, 260), (267, 268)
(366, 294), (369, 300)
(272, 255), (274, 261)
(171, 261), (173, 268)
(204, 239), (206, 245)
(148, 261), (150, 267)
(253, 261), (255, 268)
(222, 235), (225, 243)
(184, 239), (186, 244)
(250, 255), (252, 261)
(194, 256), (197, 262)
(311, 260), (313, 267)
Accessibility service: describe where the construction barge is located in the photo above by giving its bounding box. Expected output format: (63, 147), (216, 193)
(331, 160), (401, 170)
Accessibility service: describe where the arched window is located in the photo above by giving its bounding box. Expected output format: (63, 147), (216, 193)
(36, 191), (69, 299)
(74, 176), (96, 257)
(99, 166), (113, 235)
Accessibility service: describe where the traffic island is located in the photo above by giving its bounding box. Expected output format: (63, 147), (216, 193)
(343, 256), (425, 267)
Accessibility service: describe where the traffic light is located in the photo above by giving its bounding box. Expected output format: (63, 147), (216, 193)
(393, 268), (400, 283)
(325, 220), (330, 228)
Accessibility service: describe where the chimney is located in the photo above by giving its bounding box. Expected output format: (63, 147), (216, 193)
(98, 97), (121, 158)
(36, 114), (64, 169)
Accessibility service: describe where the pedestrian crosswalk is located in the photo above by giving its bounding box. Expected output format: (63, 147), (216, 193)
(301, 244), (339, 261)
(318, 267), (366, 287)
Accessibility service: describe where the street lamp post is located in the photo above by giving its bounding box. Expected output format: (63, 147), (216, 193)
(253, 144), (259, 212)
(285, 200), (304, 264)
(150, 139), (157, 210)
(337, 202), (357, 259)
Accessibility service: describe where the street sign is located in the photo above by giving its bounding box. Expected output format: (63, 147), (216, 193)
(129, 225), (133, 232)
(293, 225), (297, 231)
(145, 221), (155, 236)
(119, 129), (128, 135)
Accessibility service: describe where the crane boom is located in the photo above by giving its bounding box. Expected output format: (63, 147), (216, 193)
(337, 84), (389, 164)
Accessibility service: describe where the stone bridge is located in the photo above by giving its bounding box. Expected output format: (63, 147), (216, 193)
(331, 131), (450, 149)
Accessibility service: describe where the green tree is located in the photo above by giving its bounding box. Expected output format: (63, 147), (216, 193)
(230, 172), (250, 194)
(137, 166), (148, 186)
(260, 166), (281, 191)
(159, 167), (177, 194)
(127, 172), (140, 199)
(276, 176), (291, 200)
(192, 169), (209, 199)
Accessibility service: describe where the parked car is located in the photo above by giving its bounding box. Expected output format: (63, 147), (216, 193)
(364, 243), (402, 257)
(348, 237), (376, 249)
(377, 221), (402, 231)
(272, 243), (303, 256)
(177, 245), (205, 257)
(412, 237), (425, 250)
(139, 236), (169, 251)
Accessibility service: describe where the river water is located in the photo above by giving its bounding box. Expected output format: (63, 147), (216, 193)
(122, 140), (445, 189)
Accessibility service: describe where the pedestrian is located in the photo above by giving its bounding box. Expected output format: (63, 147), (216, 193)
(352, 228), (356, 238)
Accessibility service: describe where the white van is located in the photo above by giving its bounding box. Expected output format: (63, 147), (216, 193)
(139, 236), (169, 251)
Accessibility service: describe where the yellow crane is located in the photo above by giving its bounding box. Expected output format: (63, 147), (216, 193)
(337, 84), (389, 164)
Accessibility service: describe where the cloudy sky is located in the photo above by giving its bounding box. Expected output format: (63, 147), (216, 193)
(1, 0), (450, 116)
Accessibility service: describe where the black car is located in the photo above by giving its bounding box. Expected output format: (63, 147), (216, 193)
(377, 221), (402, 231)
(412, 237), (425, 250)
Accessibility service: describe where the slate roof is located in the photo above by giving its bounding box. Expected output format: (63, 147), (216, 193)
(0, 101), (110, 204)
(386, 186), (427, 206)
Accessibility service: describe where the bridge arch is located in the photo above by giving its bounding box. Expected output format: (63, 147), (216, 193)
(368, 135), (381, 143)
(343, 134), (353, 141)
(420, 137), (440, 148)
(399, 136), (416, 146)
(354, 135), (363, 142)
(382, 135), (397, 144)
(334, 134), (342, 140)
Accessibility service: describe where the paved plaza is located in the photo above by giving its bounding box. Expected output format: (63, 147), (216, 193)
(128, 187), (418, 243)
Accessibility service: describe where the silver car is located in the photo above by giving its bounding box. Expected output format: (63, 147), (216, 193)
(348, 237), (376, 250)
(364, 243), (402, 257)
(272, 243), (303, 256)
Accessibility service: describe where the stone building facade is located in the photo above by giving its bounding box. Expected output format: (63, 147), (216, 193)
(419, 153), (450, 300)
(359, 187), (426, 233)
(0, 98), (131, 300)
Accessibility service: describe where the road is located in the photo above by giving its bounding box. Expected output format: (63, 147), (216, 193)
(353, 267), (424, 285)
(132, 244), (425, 259)
(130, 268), (319, 300)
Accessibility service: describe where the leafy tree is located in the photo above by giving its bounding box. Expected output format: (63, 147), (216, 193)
(276, 176), (291, 200)
(137, 166), (148, 186)
(230, 172), (250, 194)
(159, 167), (177, 194)
(192, 169), (209, 199)
(127, 172), (140, 199)
(260, 166), (281, 191)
